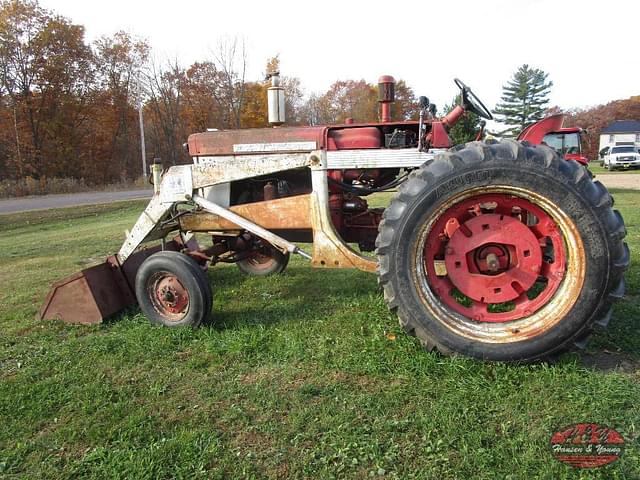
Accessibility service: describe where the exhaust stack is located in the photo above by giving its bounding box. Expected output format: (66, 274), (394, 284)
(378, 75), (395, 123)
(268, 73), (285, 126)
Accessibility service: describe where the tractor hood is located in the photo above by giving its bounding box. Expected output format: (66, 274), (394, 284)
(187, 126), (326, 157)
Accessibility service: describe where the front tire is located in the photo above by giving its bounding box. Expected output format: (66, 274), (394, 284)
(376, 140), (628, 362)
(136, 251), (212, 327)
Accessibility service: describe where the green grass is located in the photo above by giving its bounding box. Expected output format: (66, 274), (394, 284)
(1, 193), (639, 479)
(588, 164), (640, 175)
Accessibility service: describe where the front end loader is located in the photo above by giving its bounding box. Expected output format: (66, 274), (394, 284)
(39, 76), (629, 361)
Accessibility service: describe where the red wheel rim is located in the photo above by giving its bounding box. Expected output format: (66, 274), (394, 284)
(245, 250), (278, 271)
(423, 192), (567, 323)
(148, 271), (190, 322)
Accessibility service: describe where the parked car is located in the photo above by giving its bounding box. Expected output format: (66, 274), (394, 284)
(598, 146), (610, 166)
(603, 145), (640, 170)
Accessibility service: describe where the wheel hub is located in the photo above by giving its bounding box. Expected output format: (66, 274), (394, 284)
(424, 193), (567, 323)
(445, 214), (542, 304)
(153, 275), (189, 316)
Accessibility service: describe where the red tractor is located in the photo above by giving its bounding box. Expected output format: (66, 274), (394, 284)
(40, 76), (628, 362)
(518, 115), (589, 165)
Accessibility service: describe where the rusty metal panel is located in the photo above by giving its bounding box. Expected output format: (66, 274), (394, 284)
(308, 151), (378, 273)
(180, 195), (312, 231)
(187, 127), (325, 156)
(39, 260), (134, 325)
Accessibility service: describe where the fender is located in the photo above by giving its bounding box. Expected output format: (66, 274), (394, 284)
(517, 114), (565, 144)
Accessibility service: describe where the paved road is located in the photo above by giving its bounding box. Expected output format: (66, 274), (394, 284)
(0, 174), (637, 216)
(0, 189), (152, 215)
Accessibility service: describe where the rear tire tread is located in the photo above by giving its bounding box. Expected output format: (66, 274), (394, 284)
(376, 139), (628, 361)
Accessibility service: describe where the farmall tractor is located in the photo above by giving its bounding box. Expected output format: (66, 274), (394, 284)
(40, 76), (629, 362)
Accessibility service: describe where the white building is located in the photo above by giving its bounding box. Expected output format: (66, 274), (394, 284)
(599, 120), (640, 153)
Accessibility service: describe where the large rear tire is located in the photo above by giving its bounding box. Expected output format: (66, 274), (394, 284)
(376, 140), (628, 361)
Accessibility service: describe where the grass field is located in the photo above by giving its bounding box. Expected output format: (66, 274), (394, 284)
(0, 190), (639, 479)
(588, 163), (640, 175)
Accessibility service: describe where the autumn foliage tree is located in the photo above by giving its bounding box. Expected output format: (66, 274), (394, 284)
(0, 0), (93, 179)
(301, 78), (417, 125)
(91, 31), (149, 182)
(5, 0), (632, 195)
(564, 96), (640, 160)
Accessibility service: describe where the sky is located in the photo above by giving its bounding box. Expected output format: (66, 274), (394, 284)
(40, 0), (640, 115)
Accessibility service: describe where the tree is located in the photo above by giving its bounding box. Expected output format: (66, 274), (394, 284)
(306, 79), (377, 125)
(443, 95), (480, 145)
(211, 37), (247, 129)
(393, 80), (419, 121)
(92, 31), (149, 182)
(145, 60), (188, 167)
(564, 96), (640, 160)
(182, 61), (227, 132)
(240, 80), (268, 128)
(0, 0), (94, 179)
(494, 64), (553, 136)
(301, 77), (417, 126)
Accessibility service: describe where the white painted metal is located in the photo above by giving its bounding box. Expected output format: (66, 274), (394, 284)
(191, 152), (311, 188)
(202, 183), (230, 207)
(326, 148), (436, 169)
(151, 162), (162, 194)
(159, 165), (193, 204)
(117, 194), (173, 262)
(193, 156), (230, 207)
(232, 141), (317, 153)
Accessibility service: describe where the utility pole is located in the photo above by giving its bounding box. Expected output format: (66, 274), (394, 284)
(138, 102), (147, 181)
(135, 75), (148, 181)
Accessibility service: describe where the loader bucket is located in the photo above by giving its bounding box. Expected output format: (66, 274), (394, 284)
(39, 245), (170, 325)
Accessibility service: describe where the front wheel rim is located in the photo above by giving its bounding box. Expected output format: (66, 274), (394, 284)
(414, 186), (586, 344)
(148, 271), (190, 322)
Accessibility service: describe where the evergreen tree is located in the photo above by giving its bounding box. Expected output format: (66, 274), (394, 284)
(494, 64), (553, 136)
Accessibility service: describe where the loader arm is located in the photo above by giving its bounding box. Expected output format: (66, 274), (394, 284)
(117, 152), (315, 263)
(118, 149), (382, 270)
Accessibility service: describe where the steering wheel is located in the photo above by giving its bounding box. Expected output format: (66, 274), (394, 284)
(454, 78), (493, 120)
